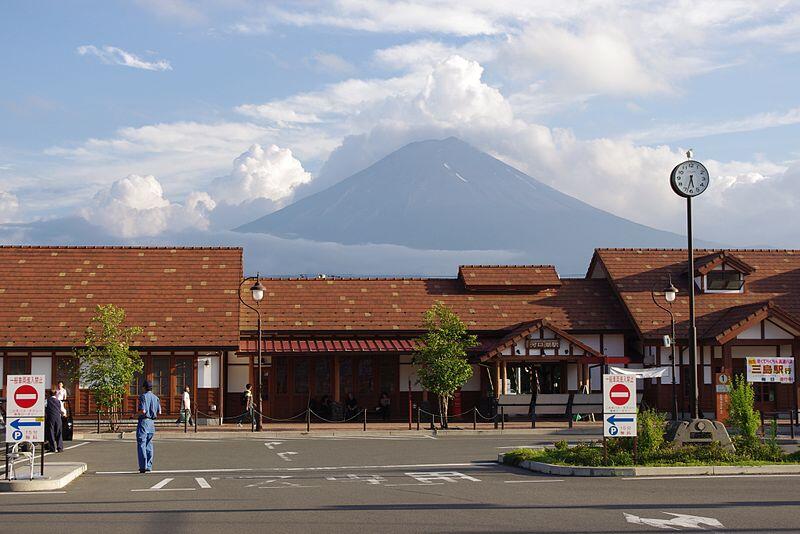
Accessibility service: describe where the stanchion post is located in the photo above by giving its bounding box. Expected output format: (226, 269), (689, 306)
(500, 406), (505, 430)
(184, 409), (188, 433)
(194, 406), (198, 433)
(363, 408), (367, 431)
(416, 405), (420, 431)
(96, 410), (100, 434)
(307, 409), (311, 433)
(473, 407), (477, 430)
(5, 444), (9, 481)
(40, 441), (45, 476)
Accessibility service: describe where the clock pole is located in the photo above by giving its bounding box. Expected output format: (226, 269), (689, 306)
(686, 195), (700, 420)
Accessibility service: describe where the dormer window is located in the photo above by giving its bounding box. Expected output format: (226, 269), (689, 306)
(706, 269), (744, 291)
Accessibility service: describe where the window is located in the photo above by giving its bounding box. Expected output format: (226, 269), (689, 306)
(706, 269), (744, 291)
(357, 358), (373, 395)
(175, 358), (192, 395)
(315, 358), (331, 395)
(378, 358), (397, 394)
(7, 357), (28, 376)
(151, 357), (170, 396)
(276, 358), (288, 394)
(294, 358), (309, 395)
(130, 370), (143, 397)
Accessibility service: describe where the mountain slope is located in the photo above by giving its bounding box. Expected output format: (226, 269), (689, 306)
(235, 137), (694, 270)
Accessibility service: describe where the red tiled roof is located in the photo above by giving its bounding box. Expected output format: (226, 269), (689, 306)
(0, 246), (242, 348)
(591, 248), (800, 342)
(240, 273), (629, 334)
(692, 251), (755, 276)
(239, 338), (420, 353)
(458, 265), (561, 289)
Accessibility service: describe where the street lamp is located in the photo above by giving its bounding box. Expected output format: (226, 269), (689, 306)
(239, 273), (266, 431)
(652, 275), (679, 421)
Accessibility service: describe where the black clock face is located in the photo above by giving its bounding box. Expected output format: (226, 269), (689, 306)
(670, 160), (709, 197)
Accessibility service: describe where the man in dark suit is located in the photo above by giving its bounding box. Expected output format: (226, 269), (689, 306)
(44, 389), (64, 453)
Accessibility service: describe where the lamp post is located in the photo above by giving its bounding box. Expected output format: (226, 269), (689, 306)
(670, 151), (709, 421)
(239, 273), (266, 431)
(652, 276), (679, 421)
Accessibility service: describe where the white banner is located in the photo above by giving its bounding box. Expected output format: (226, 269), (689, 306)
(609, 366), (670, 379)
(746, 357), (794, 384)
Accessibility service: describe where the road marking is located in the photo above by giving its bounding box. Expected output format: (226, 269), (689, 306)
(97, 462), (496, 475)
(624, 473), (800, 480)
(195, 477), (211, 489)
(325, 474), (387, 485)
(277, 451), (298, 462)
(0, 491), (67, 495)
(624, 512), (723, 530)
(503, 479), (564, 483)
(405, 471), (481, 483)
(0, 441), (90, 473)
(385, 482), (445, 487)
(264, 441), (283, 449)
(64, 442), (89, 450)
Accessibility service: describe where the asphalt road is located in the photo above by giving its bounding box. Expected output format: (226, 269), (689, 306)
(1, 434), (799, 533)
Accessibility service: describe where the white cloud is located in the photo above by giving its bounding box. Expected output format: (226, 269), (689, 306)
(0, 191), (19, 223)
(81, 174), (214, 237)
(210, 144), (312, 206)
(308, 52), (356, 75)
(77, 45), (172, 71)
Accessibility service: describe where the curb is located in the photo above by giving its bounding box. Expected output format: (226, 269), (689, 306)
(497, 454), (800, 477)
(0, 462), (87, 492)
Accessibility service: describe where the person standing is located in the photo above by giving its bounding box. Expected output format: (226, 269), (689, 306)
(175, 386), (193, 426)
(237, 384), (254, 428)
(137, 380), (161, 473)
(54, 381), (68, 413)
(44, 390), (64, 453)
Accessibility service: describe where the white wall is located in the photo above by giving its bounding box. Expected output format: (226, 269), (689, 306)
(198, 356), (220, 389)
(738, 324), (762, 339)
(31, 357), (52, 388)
(575, 335), (600, 352)
(461, 365), (481, 392)
(732, 346), (778, 358)
(765, 320), (794, 339)
(567, 364), (578, 391)
(227, 365), (249, 393)
(399, 355), (423, 392)
(603, 334), (625, 356)
(590, 365), (602, 391)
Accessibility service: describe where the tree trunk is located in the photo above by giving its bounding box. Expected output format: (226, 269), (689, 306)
(441, 395), (449, 429)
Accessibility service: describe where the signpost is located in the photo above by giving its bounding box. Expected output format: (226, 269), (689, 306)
(602, 374), (638, 460)
(714, 372), (731, 423)
(5, 375), (46, 479)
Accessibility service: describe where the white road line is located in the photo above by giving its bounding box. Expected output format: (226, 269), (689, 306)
(97, 462), (497, 475)
(0, 491), (67, 495)
(64, 442), (89, 450)
(195, 477), (211, 489)
(503, 479), (564, 483)
(264, 442), (283, 449)
(277, 452), (298, 462)
(624, 473), (800, 481)
(132, 488), (195, 492)
(385, 483), (445, 487)
(151, 477), (175, 490)
(0, 442), (90, 473)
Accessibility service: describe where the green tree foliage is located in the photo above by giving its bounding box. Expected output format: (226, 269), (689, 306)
(413, 302), (478, 428)
(727, 374), (760, 448)
(75, 304), (143, 431)
(637, 409), (668, 459)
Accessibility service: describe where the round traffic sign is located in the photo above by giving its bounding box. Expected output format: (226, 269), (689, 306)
(609, 383), (631, 406)
(14, 384), (38, 409)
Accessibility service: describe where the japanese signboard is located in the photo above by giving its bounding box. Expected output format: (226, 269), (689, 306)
(746, 357), (795, 384)
(604, 413), (637, 437)
(714, 372), (732, 423)
(5, 374), (46, 443)
(526, 339), (560, 349)
(603, 374), (637, 414)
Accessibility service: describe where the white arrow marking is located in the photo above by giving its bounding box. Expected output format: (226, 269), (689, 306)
(195, 477), (211, 489)
(624, 512), (724, 530)
(264, 442), (283, 450)
(277, 452), (298, 462)
(151, 478), (174, 490)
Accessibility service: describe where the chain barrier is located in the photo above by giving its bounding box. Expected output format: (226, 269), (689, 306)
(252, 408), (309, 423)
(308, 409), (364, 424)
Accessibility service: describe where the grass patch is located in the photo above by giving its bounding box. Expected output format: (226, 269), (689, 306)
(502, 440), (800, 468)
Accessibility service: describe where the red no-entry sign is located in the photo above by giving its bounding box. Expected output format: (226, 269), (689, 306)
(14, 384), (39, 409)
(609, 383), (631, 406)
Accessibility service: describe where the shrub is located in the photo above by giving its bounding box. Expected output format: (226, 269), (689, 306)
(727, 374), (760, 447)
(637, 409), (668, 458)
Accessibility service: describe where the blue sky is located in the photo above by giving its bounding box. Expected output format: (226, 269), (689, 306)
(1, 1), (800, 273)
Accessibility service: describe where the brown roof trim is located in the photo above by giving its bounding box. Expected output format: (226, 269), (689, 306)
(0, 245), (241, 250)
(479, 319), (601, 361)
(714, 302), (800, 345)
(691, 251), (756, 276)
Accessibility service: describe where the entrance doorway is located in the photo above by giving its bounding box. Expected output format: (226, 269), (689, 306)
(507, 363), (565, 395)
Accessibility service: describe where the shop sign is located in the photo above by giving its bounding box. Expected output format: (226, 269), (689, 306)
(526, 339), (560, 349)
(746, 357), (794, 384)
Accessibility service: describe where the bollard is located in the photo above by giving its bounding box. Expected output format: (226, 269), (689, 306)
(97, 411), (101, 434)
(363, 408), (367, 431)
(307, 409), (311, 433)
(416, 406), (420, 431)
(430, 411), (435, 431)
(473, 408), (477, 430)
(500, 406), (505, 431)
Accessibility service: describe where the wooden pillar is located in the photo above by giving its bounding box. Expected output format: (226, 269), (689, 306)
(501, 361), (508, 395)
(493, 360), (501, 399)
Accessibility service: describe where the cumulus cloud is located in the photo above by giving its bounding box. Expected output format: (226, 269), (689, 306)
(81, 174), (214, 237)
(210, 144), (312, 206)
(77, 45), (172, 71)
(0, 191), (19, 223)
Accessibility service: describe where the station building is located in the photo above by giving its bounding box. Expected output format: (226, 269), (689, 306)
(0, 246), (242, 421)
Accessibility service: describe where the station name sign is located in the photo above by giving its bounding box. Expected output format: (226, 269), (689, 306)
(746, 357), (794, 384)
(526, 339), (560, 349)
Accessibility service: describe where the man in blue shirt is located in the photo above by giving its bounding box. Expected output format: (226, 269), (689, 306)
(137, 380), (161, 473)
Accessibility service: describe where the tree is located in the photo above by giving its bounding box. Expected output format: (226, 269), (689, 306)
(727, 374), (760, 449)
(413, 302), (478, 428)
(75, 304), (143, 431)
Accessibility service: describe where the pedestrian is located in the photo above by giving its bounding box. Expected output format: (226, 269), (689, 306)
(377, 391), (391, 421)
(44, 389), (63, 453)
(175, 386), (193, 426)
(238, 383), (254, 427)
(54, 381), (69, 416)
(137, 380), (161, 473)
